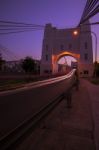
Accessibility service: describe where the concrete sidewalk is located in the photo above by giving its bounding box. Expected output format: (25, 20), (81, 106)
(83, 79), (99, 150)
(17, 79), (99, 150)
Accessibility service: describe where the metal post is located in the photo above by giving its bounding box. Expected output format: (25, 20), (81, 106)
(91, 31), (97, 63)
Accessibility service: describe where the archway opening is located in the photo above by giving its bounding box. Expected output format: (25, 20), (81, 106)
(57, 55), (77, 74)
(52, 51), (80, 74)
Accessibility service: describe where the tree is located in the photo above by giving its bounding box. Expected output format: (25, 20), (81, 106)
(0, 54), (5, 71)
(21, 56), (36, 73)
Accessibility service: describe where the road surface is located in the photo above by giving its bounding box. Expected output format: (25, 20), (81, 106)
(0, 74), (74, 138)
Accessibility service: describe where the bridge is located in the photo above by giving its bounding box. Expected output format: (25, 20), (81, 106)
(40, 0), (98, 77)
(0, 68), (98, 150)
(0, 0), (99, 150)
(40, 21), (93, 77)
(0, 1), (98, 78)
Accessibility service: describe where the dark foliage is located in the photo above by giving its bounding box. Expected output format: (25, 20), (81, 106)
(0, 54), (5, 71)
(21, 56), (36, 73)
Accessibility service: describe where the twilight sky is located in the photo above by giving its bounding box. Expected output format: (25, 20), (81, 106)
(0, 0), (98, 62)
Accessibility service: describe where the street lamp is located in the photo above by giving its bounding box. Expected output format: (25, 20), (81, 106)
(73, 30), (97, 62)
(73, 30), (78, 35)
(73, 29), (97, 77)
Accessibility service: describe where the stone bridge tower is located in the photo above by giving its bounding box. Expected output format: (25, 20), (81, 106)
(40, 21), (93, 77)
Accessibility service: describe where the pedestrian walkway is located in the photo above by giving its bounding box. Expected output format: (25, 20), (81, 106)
(83, 79), (99, 150)
(17, 79), (99, 150)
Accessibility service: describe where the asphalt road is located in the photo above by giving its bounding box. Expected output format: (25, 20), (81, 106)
(0, 76), (73, 138)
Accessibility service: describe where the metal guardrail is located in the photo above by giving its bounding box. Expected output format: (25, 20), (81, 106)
(0, 95), (65, 150)
(0, 69), (77, 149)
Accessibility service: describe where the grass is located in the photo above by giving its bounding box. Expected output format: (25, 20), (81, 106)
(0, 74), (61, 91)
(0, 72), (72, 92)
(0, 77), (44, 91)
(0, 80), (26, 91)
(0, 77), (41, 91)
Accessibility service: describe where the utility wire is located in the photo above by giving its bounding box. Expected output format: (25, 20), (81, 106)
(80, 0), (90, 21)
(0, 27), (44, 30)
(0, 24), (44, 28)
(82, 0), (98, 19)
(80, 5), (99, 24)
(0, 20), (44, 34)
(81, 0), (93, 21)
(79, 0), (99, 25)
(0, 28), (43, 35)
(0, 44), (19, 60)
(0, 20), (45, 27)
(80, 22), (99, 26)
(81, 0), (93, 20)
(88, 22), (99, 25)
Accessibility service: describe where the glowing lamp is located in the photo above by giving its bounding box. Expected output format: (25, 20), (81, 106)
(73, 30), (78, 35)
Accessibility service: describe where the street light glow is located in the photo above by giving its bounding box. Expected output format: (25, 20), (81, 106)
(73, 30), (78, 35)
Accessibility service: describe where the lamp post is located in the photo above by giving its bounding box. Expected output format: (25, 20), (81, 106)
(73, 30), (97, 62)
(73, 29), (97, 77)
(91, 31), (97, 63)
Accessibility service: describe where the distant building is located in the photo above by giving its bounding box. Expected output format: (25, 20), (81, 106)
(2, 60), (23, 73)
(2, 59), (40, 74)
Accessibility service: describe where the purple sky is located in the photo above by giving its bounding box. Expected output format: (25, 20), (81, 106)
(0, 0), (98, 62)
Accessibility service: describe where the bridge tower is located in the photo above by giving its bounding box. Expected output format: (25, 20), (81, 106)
(40, 21), (93, 77)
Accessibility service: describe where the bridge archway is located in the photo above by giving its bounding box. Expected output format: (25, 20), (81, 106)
(41, 22), (93, 77)
(52, 51), (80, 73)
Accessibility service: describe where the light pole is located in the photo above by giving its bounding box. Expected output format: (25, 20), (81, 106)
(91, 31), (97, 63)
(73, 29), (97, 77)
(73, 30), (97, 62)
